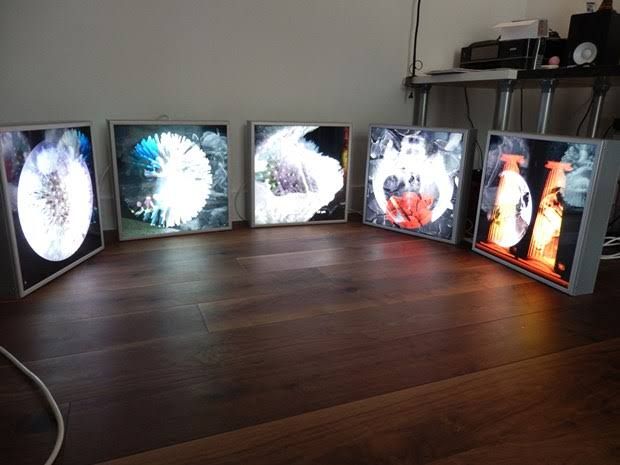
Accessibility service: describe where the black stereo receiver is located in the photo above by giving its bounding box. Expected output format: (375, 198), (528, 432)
(460, 37), (566, 70)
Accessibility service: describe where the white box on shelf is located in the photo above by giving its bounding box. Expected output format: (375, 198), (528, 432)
(494, 19), (548, 41)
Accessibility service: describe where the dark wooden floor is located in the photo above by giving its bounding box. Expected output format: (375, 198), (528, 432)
(1, 222), (619, 465)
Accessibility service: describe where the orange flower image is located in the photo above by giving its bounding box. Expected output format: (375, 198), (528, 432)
(386, 192), (434, 229)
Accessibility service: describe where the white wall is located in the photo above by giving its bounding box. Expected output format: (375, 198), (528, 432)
(1, 0), (615, 230)
(1, 0), (418, 228)
(409, 0), (526, 72)
(410, 0), (526, 167)
(526, 0), (590, 35)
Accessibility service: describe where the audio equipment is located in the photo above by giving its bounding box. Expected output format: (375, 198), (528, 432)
(460, 38), (566, 70)
(573, 41), (598, 65)
(567, 10), (620, 66)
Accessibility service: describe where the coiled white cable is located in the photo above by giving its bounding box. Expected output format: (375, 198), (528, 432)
(601, 236), (620, 260)
(0, 346), (65, 465)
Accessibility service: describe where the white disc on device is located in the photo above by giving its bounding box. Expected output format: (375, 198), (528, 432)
(573, 42), (598, 65)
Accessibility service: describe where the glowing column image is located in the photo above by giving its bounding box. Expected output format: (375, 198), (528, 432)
(486, 154), (531, 249)
(527, 161), (573, 269)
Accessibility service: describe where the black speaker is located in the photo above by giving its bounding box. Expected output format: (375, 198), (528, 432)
(567, 10), (620, 66)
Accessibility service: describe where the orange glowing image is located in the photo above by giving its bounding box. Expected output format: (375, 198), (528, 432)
(475, 135), (598, 289)
(527, 161), (572, 272)
(486, 154), (532, 250)
(386, 192), (434, 229)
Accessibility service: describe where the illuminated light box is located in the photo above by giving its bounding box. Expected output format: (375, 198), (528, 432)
(249, 122), (351, 227)
(363, 125), (476, 244)
(109, 121), (231, 241)
(473, 131), (620, 295)
(0, 122), (104, 298)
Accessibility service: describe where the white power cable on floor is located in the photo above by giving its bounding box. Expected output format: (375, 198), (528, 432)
(0, 346), (65, 465)
(601, 236), (620, 260)
(233, 182), (247, 221)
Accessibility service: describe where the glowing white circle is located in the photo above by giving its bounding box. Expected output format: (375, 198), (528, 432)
(17, 140), (94, 261)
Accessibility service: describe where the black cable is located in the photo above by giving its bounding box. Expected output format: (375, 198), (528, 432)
(602, 122), (614, 139)
(411, 0), (423, 76)
(463, 86), (475, 128)
(520, 86), (524, 132)
(463, 86), (483, 160)
(608, 181), (620, 229)
(575, 96), (594, 136)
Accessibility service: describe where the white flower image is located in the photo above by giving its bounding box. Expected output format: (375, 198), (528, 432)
(131, 132), (213, 228)
(254, 126), (344, 225)
(17, 130), (94, 261)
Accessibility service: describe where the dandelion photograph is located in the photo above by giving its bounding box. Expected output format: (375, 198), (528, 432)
(0, 122), (103, 295)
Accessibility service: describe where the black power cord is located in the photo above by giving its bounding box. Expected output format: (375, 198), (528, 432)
(463, 86), (475, 128)
(575, 96), (595, 136)
(411, 0), (423, 76)
(520, 86), (524, 132)
(602, 122), (614, 139)
(463, 86), (483, 160)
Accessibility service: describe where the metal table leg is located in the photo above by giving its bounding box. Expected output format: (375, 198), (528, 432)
(536, 79), (557, 134)
(587, 77), (610, 138)
(412, 84), (432, 126)
(493, 80), (516, 130)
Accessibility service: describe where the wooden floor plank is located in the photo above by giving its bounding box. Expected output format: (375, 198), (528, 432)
(1, 224), (618, 465)
(0, 267), (330, 327)
(199, 280), (378, 332)
(0, 304), (206, 363)
(0, 366), (71, 465)
(3, 274), (604, 409)
(43, 307), (618, 464)
(99, 222), (406, 257)
(95, 338), (620, 465)
(237, 238), (455, 273)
